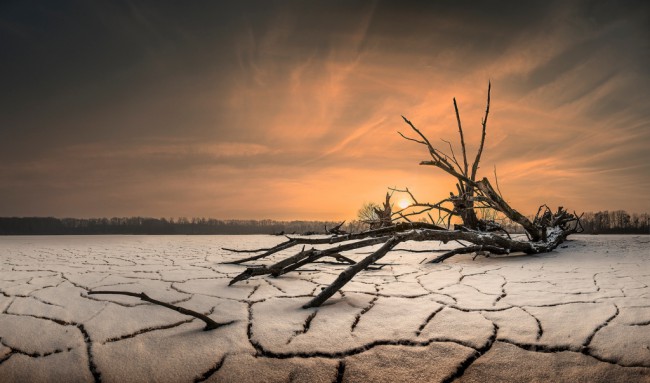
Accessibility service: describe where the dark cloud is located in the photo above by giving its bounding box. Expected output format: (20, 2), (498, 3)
(0, 0), (648, 218)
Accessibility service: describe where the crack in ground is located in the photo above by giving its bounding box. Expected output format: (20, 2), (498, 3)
(486, 275), (509, 306)
(582, 303), (619, 349)
(520, 307), (544, 340)
(0, 350), (15, 365)
(4, 236), (650, 379)
(350, 285), (379, 332)
(334, 360), (345, 383)
(103, 319), (195, 343)
(81, 294), (149, 308)
(247, 297), (480, 360)
(498, 338), (650, 368)
(193, 354), (227, 382)
(252, 336), (479, 360)
(630, 320), (650, 326)
(77, 324), (102, 383)
(440, 321), (499, 383)
(287, 311), (318, 344)
(264, 279), (287, 294)
(3, 311), (72, 326)
(247, 285), (260, 299)
(415, 306), (444, 337)
(0, 332), (74, 359)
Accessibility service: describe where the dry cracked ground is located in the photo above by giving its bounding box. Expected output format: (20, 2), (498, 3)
(0, 234), (649, 382)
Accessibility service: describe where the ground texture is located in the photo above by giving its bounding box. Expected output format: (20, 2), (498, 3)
(0, 234), (649, 382)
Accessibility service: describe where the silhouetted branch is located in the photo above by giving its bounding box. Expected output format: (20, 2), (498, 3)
(471, 81), (490, 182)
(453, 97), (469, 177)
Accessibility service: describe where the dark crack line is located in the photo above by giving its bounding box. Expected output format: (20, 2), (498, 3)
(441, 322), (499, 383)
(592, 273), (602, 292)
(247, 285), (260, 300)
(287, 311), (318, 344)
(0, 350), (15, 365)
(630, 320), (650, 326)
(81, 294), (149, 308)
(169, 294), (194, 305)
(334, 360), (345, 383)
(103, 319), (195, 343)
(351, 285), (379, 332)
(3, 310), (72, 326)
(77, 324), (102, 383)
(582, 304), (619, 349)
(523, 301), (610, 308)
(499, 338), (650, 368)
(253, 336), (479, 360)
(520, 307), (544, 340)
(247, 301), (256, 355)
(492, 277), (508, 306)
(1, 297), (15, 314)
(247, 301), (481, 360)
(0, 333), (73, 358)
(194, 354), (227, 382)
(415, 306), (444, 337)
(265, 279), (287, 294)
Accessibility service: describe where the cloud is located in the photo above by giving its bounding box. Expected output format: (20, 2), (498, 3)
(0, 0), (648, 218)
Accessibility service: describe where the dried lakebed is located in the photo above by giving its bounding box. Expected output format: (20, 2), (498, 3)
(0, 234), (649, 382)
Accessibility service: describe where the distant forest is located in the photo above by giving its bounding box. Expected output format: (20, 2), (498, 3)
(0, 217), (342, 235)
(500, 210), (649, 235)
(0, 210), (648, 235)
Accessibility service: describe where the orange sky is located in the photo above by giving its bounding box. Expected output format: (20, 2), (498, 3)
(1, 1), (649, 220)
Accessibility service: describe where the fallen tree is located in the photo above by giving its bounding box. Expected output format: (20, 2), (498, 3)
(226, 83), (583, 308)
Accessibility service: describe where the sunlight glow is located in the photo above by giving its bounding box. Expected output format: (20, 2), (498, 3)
(398, 199), (410, 209)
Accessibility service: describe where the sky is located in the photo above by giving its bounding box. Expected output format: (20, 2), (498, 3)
(1, 0), (649, 220)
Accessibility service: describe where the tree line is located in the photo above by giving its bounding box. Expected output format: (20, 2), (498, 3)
(499, 210), (649, 235)
(0, 210), (647, 235)
(0, 217), (341, 235)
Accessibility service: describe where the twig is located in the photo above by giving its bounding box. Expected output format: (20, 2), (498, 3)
(87, 291), (231, 331)
(453, 97), (469, 176)
(493, 165), (505, 200)
(471, 81), (490, 181)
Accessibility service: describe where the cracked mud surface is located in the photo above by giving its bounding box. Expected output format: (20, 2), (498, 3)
(0, 234), (649, 382)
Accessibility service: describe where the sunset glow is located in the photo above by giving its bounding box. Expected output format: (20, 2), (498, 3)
(0, 2), (648, 220)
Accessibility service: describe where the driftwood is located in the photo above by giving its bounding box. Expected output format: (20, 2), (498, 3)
(226, 83), (583, 307)
(228, 220), (580, 308)
(87, 291), (233, 330)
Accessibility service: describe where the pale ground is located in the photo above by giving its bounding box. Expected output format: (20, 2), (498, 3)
(0, 234), (649, 383)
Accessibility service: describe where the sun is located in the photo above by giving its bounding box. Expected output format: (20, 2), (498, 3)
(397, 199), (410, 209)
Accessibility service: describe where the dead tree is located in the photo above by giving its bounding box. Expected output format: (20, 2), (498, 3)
(356, 193), (394, 229)
(224, 83), (583, 308)
(371, 192), (393, 229)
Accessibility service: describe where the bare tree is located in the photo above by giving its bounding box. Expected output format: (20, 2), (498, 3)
(357, 201), (380, 227)
(226, 83), (582, 308)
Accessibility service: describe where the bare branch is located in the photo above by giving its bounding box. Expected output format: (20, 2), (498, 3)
(440, 138), (464, 174)
(419, 161), (475, 185)
(397, 131), (427, 145)
(471, 81), (490, 181)
(389, 187), (419, 204)
(493, 165), (505, 199)
(402, 116), (459, 175)
(304, 236), (401, 308)
(430, 244), (509, 263)
(453, 97), (469, 176)
(87, 291), (231, 331)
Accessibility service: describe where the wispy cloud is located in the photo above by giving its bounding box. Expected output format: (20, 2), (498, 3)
(0, 1), (648, 218)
